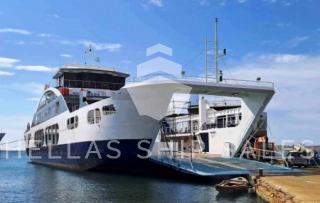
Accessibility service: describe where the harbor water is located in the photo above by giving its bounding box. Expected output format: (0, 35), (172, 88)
(0, 152), (264, 203)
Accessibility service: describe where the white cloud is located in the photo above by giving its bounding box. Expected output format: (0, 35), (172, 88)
(0, 70), (14, 76)
(0, 28), (31, 35)
(24, 97), (40, 101)
(14, 41), (45, 46)
(257, 54), (307, 63)
(276, 22), (290, 28)
(15, 65), (55, 72)
(225, 53), (320, 143)
(287, 36), (309, 48)
(0, 57), (20, 68)
(121, 60), (132, 64)
(58, 40), (75, 45)
(56, 39), (122, 52)
(48, 14), (60, 18)
(23, 82), (45, 95)
(263, 0), (294, 6)
(38, 33), (53, 38)
(78, 40), (122, 52)
(60, 54), (72, 58)
(199, 0), (210, 6)
(30, 41), (45, 45)
(15, 41), (26, 45)
(149, 0), (163, 7)
(0, 82), (44, 95)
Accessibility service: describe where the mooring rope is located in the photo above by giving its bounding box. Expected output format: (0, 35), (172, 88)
(0, 139), (24, 146)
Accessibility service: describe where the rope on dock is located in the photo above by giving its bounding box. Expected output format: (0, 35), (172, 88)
(0, 139), (24, 145)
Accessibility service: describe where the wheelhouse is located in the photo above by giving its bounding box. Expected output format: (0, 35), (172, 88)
(53, 64), (129, 90)
(53, 64), (129, 112)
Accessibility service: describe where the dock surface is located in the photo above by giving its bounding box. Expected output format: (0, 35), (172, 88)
(256, 171), (320, 202)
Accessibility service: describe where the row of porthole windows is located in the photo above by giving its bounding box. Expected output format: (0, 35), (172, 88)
(66, 105), (117, 129)
(34, 124), (59, 147)
(30, 105), (117, 147)
(87, 105), (116, 125)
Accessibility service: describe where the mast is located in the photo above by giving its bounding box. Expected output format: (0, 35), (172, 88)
(205, 37), (208, 82)
(215, 18), (219, 83)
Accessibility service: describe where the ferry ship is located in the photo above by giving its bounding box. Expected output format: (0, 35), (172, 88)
(24, 64), (274, 171)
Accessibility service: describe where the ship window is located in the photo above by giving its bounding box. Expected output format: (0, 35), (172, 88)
(227, 115), (237, 127)
(67, 116), (79, 129)
(45, 124), (59, 145)
(38, 90), (57, 110)
(192, 120), (199, 131)
(55, 101), (60, 114)
(88, 109), (102, 124)
(34, 129), (44, 148)
(103, 105), (116, 115)
(75, 116), (79, 128)
(87, 110), (95, 124)
(53, 133), (55, 144)
(217, 116), (226, 128)
(95, 108), (101, 123)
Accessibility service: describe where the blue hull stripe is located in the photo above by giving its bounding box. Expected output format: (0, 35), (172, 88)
(26, 139), (152, 170)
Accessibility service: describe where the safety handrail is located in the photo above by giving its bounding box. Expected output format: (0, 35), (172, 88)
(126, 75), (274, 89)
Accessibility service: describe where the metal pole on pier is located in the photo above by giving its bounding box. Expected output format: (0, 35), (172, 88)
(214, 18), (219, 83)
(205, 37), (208, 83)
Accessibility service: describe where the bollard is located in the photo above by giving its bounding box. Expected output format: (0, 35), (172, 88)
(258, 168), (264, 178)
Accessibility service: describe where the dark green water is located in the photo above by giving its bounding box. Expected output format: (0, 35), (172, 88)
(0, 152), (264, 203)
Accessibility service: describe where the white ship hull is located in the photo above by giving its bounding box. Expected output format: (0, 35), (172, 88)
(25, 82), (179, 170)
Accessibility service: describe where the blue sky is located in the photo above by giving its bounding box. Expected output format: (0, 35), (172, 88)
(0, 0), (320, 148)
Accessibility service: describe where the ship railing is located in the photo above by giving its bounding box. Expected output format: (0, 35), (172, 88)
(208, 107), (241, 118)
(126, 75), (274, 89)
(161, 122), (193, 135)
(154, 148), (196, 171)
(59, 79), (124, 90)
(242, 147), (290, 167)
(209, 100), (242, 107)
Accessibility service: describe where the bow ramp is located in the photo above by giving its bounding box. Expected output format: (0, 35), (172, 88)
(126, 78), (274, 156)
(150, 154), (295, 178)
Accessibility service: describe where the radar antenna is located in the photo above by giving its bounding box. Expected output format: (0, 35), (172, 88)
(84, 45), (101, 65)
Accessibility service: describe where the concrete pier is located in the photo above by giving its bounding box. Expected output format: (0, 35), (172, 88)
(255, 172), (320, 202)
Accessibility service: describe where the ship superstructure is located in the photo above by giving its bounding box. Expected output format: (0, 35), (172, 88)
(156, 97), (271, 159)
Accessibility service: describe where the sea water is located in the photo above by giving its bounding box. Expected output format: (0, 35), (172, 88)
(0, 152), (264, 203)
